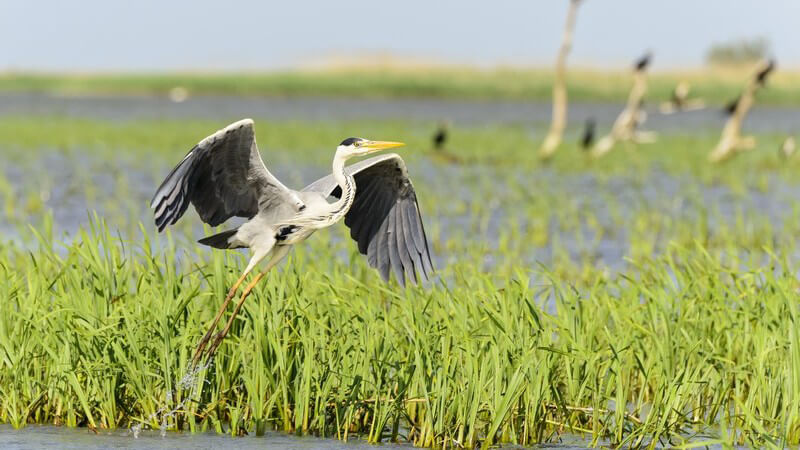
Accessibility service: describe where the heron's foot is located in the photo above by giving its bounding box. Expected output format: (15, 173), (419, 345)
(204, 328), (230, 362)
(195, 307), (240, 364)
(192, 327), (227, 366)
(191, 328), (216, 366)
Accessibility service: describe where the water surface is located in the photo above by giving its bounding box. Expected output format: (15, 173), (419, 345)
(3, 152), (799, 272)
(2, 92), (798, 133)
(0, 425), (412, 450)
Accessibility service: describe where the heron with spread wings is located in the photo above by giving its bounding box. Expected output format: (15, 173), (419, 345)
(150, 119), (434, 363)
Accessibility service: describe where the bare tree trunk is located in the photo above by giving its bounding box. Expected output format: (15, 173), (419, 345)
(591, 70), (654, 158)
(539, 0), (582, 160)
(709, 60), (771, 163)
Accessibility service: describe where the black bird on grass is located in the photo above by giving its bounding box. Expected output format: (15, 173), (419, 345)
(429, 121), (461, 163)
(432, 121), (448, 151)
(634, 52), (652, 72)
(580, 118), (595, 150)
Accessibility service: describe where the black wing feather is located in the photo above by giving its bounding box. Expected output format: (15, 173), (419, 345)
(303, 154), (434, 286)
(150, 119), (300, 232)
(394, 206), (416, 285)
(399, 202), (423, 283)
(375, 218), (391, 282)
(353, 189), (385, 255)
(386, 206), (404, 286)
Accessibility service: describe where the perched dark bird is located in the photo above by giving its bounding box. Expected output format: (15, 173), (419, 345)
(581, 118), (595, 150)
(634, 52), (652, 72)
(756, 59), (776, 86)
(432, 122), (448, 150)
(723, 96), (740, 116)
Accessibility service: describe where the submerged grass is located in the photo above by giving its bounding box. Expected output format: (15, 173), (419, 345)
(1, 217), (799, 447)
(0, 116), (796, 189)
(2, 67), (800, 105)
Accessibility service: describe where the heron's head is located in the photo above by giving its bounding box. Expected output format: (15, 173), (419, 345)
(336, 137), (405, 159)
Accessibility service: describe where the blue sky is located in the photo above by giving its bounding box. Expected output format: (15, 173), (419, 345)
(2, 0), (798, 71)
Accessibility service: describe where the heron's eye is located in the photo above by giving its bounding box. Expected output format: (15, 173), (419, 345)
(354, 141), (362, 148)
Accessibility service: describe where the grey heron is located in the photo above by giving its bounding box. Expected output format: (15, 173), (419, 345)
(150, 119), (434, 363)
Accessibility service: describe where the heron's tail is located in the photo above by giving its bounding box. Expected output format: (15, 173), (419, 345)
(198, 229), (242, 249)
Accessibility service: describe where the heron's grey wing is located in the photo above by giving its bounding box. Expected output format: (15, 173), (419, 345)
(303, 153), (434, 286)
(151, 119), (303, 231)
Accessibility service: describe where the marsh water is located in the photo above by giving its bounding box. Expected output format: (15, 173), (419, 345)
(0, 425), (734, 449)
(2, 92), (799, 133)
(0, 425), (414, 449)
(2, 94), (798, 447)
(3, 93), (800, 271)
(3, 148), (799, 271)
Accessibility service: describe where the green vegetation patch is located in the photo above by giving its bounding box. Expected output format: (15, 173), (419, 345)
(0, 116), (794, 185)
(1, 219), (799, 447)
(2, 67), (800, 105)
(2, 115), (800, 446)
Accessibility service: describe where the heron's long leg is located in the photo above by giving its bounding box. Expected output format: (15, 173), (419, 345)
(203, 246), (290, 361)
(192, 271), (248, 364)
(192, 248), (270, 365)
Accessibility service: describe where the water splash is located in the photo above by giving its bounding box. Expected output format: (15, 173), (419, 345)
(129, 358), (213, 438)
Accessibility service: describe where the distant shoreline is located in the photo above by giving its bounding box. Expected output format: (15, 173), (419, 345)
(1, 66), (798, 106)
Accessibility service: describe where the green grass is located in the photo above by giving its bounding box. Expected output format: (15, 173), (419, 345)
(3, 115), (800, 446)
(1, 216), (799, 447)
(0, 115), (794, 183)
(2, 66), (800, 105)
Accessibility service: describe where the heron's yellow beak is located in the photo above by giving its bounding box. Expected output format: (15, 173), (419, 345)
(363, 140), (405, 153)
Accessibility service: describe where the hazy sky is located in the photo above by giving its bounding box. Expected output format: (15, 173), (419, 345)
(2, 1), (798, 71)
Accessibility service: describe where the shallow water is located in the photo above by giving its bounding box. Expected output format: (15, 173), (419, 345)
(2, 92), (798, 133)
(0, 425), (415, 449)
(0, 425), (739, 449)
(3, 150), (800, 271)
(2, 93), (798, 271)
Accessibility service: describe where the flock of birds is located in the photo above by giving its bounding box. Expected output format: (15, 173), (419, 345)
(576, 55), (788, 157)
(151, 54), (793, 365)
(431, 54), (794, 160)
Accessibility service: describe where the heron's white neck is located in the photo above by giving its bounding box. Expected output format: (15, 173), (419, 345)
(330, 153), (356, 221)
